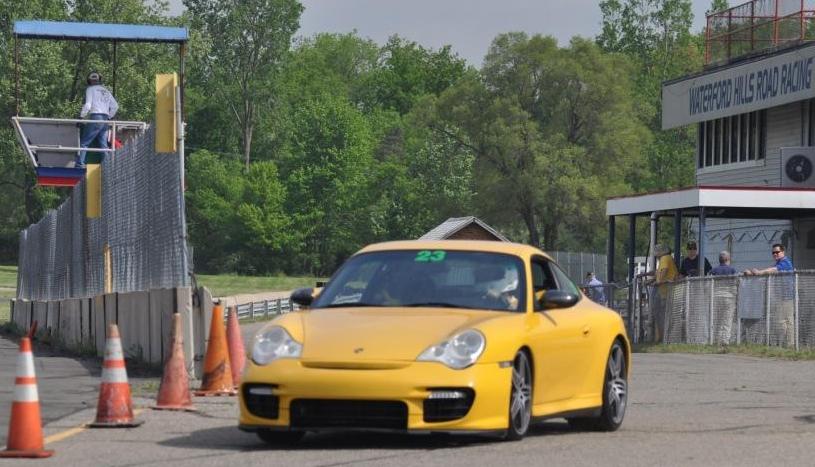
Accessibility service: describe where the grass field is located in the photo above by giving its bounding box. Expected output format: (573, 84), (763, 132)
(634, 343), (815, 360)
(0, 266), (319, 323)
(0, 265), (16, 323)
(193, 273), (322, 298)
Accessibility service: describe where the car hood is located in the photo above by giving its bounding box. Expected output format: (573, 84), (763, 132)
(299, 307), (505, 362)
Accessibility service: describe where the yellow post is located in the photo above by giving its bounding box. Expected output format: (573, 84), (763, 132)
(155, 73), (177, 153)
(104, 243), (113, 294)
(85, 163), (102, 218)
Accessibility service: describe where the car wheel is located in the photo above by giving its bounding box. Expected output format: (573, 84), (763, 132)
(256, 429), (305, 446)
(568, 340), (628, 432)
(503, 350), (532, 441)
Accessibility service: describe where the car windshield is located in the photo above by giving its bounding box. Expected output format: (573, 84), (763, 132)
(312, 250), (526, 312)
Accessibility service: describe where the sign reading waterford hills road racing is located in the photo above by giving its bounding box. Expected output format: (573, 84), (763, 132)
(662, 44), (815, 129)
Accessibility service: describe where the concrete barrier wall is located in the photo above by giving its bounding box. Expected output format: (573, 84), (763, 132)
(9, 287), (198, 377)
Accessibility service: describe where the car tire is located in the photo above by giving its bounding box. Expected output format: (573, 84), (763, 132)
(503, 350), (532, 441)
(256, 429), (305, 446)
(567, 340), (628, 432)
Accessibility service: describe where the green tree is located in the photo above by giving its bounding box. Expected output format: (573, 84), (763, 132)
(429, 34), (648, 249)
(184, 0), (303, 169)
(184, 149), (245, 272)
(597, 0), (702, 191)
(278, 93), (375, 274)
(236, 160), (293, 273)
(362, 36), (468, 114)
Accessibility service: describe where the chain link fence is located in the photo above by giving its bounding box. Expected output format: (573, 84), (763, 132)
(637, 271), (815, 349)
(549, 251), (607, 284)
(16, 128), (189, 300)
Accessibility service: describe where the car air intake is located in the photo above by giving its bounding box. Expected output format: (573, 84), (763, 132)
(423, 388), (475, 422)
(242, 384), (279, 419)
(289, 399), (408, 430)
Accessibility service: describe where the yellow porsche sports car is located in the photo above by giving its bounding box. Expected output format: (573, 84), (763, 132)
(239, 240), (630, 444)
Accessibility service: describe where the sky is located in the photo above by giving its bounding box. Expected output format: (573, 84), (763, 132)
(167, 0), (715, 66)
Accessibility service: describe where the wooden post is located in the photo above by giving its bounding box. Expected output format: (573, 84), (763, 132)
(103, 243), (112, 294)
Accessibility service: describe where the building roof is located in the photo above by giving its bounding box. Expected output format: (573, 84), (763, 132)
(607, 186), (815, 218)
(13, 20), (188, 43)
(419, 216), (510, 242)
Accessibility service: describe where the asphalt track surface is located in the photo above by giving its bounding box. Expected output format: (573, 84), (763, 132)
(1, 330), (815, 466)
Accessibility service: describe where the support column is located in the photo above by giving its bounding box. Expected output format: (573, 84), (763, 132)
(607, 216), (615, 284)
(649, 212), (658, 273)
(628, 215), (636, 337)
(698, 207), (706, 275)
(674, 210), (682, 265)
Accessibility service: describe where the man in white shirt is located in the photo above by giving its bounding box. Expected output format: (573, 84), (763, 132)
(75, 71), (119, 168)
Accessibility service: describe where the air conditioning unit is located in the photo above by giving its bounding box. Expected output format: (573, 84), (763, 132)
(781, 147), (815, 188)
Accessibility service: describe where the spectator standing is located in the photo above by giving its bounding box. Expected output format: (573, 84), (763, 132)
(745, 243), (794, 346)
(75, 71), (119, 168)
(583, 272), (606, 304)
(645, 244), (678, 343)
(710, 250), (738, 342)
(679, 241), (712, 277)
(710, 251), (737, 276)
(745, 243), (793, 275)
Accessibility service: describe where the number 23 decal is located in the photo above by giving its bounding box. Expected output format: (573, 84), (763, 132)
(415, 250), (446, 262)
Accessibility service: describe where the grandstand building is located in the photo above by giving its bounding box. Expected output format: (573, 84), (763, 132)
(607, 0), (815, 284)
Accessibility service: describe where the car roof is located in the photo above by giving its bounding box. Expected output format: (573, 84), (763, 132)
(356, 240), (552, 261)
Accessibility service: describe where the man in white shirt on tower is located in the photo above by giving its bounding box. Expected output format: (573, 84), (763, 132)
(75, 71), (118, 168)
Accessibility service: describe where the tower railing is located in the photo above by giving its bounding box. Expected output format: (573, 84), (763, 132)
(706, 0), (815, 65)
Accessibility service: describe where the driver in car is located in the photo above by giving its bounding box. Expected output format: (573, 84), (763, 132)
(481, 267), (520, 311)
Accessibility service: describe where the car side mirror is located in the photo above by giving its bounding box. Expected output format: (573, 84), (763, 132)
(291, 287), (315, 307)
(540, 290), (579, 310)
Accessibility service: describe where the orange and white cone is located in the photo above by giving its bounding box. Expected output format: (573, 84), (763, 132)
(152, 314), (196, 411)
(225, 306), (246, 388)
(1, 337), (53, 458)
(194, 304), (236, 396)
(88, 324), (143, 428)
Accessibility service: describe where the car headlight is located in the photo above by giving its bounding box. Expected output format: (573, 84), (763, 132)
(417, 329), (485, 369)
(252, 326), (303, 365)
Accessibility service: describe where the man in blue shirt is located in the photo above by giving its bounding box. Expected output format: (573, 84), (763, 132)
(746, 243), (793, 275)
(745, 243), (794, 346)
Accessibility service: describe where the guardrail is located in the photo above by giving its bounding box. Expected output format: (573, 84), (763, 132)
(227, 297), (299, 320)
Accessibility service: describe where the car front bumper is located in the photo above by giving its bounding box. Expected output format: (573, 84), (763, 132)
(238, 359), (512, 433)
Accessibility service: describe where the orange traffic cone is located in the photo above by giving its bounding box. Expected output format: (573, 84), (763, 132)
(152, 314), (196, 411)
(194, 304), (236, 396)
(0, 337), (53, 458)
(225, 305), (246, 388)
(88, 324), (143, 428)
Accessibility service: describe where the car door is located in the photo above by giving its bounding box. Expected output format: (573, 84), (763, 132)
(526, 257), (592, 405)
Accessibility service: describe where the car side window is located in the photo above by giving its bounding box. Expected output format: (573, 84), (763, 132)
(531, 258), (557, 311)
(550, 263), (581, 296)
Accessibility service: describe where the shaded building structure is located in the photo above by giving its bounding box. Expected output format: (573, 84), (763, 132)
(420, 216), (510, 242)
(606, 1), (815, 318)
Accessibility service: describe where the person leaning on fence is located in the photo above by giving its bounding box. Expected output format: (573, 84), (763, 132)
(710, 250), (737, 276)
(583, 272), (606, 304)
(75, 71), (119, 169)
(744, 243), (794, 346)
(639, 244), (678, 343)
(679, 241), (712, 278)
